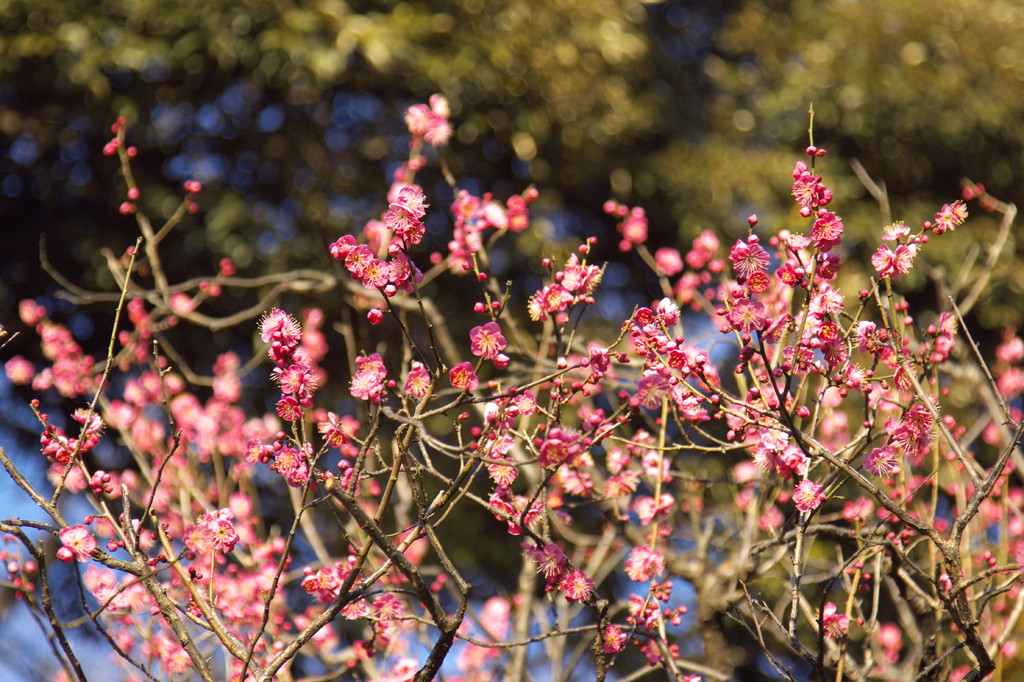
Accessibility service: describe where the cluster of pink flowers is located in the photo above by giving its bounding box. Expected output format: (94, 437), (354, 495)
(39, 407), (104, 464)
(260, 308), (319, 420)
(522, 541), (594, 602)
(527, 251), (604, 324)
(351, 352), (389, 403)
(404, 94), (452, 147)
(447, 187), (537, 272)
(183, 508), (240, 554)
(57, 525), (97, 563)
(603, 200), (648, 251)
(331, 233), (424, 295)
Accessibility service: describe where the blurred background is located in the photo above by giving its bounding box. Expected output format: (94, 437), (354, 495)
(1, 0), (1023, 678)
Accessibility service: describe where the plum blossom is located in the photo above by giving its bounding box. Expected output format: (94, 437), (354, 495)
(821, 602), (849, 638)
(558, 568), (594, 602)
(729, 238), (770, 277)
(809, 211), (844, 251)
(725, 298), (767, 334)
(469, 322), (507, 360)
(865, 445), (899, 478)
(404, 94), (452, 146)
(351, 353), (388, 403)
(932, 200), (967, 234)
(871, 243), (918, 279)
(538, 427), (585, 468)
(624, 546), (665, 582)
(523, 542), (567, 584)
(58, 525), (96, 563)
(792, 479), (826, 512)
(449, 362), (479, 390)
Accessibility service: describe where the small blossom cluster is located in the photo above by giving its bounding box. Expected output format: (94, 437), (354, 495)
(57, 524), (97, 563)
(791, 160), (833, 216)
(625, 300), (714, 420)
(528, 252), (603, 322)
(447, 187), (537, 272)
(6, 301), (99, 398)
(603, 200), (648, 251)
(330, 233), (424, 295)
(404, 94), (452, 147)
(260, 309), (318, 420)
(522, 541), (594, 602)
(352, 353), (389, 403)
(39, 408), (104, 464)
(246, 432), (312, 488)
(184, 508), (240, 555)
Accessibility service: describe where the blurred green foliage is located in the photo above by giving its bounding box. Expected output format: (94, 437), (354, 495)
(3, 0), (1022, 325)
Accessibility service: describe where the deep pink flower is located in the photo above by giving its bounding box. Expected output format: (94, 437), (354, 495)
(404, 361), (432, 398)
(654, 248), (684, 276)
(351, 353), (388, 403)
(528, 283), (574, 322)
(821, 602), (849, 639)
(810, 211), (844, 251)
(559, 568), (594, 602)
(602, 624), (626, 653)
(538, 427), (584, 468)
(523, 542), (567, 583)
(878, 623), (903, 662)
(318, 412), (356, 448)
(865, 445), (899, 477)
(449, 362), (479, 391)
(469, 322), (507, 360)
(259, 309), (301, 356)
(933, 200), (967, 234)
(5, 356), (35, 385)
(729, 238), (770, 277)
(271, 444), (310, 487)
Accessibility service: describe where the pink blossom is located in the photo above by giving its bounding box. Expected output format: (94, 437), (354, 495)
(449, 362), (479, 390)
(725, 298), (766, 334)
(602, 624), (626, 653)
(871, 243), (917, 279)
(624, 546), (665, 581)
(351, 353), (388, 403)
(792, 480), (826, 512)
(878, 622), (903, 662)
(58, 525), (96, 563)
(729, 238), (770, 277)
(558, 568), (594, 602)
(404, 361), (432, 398)
(528, 283), (574, 321)
(405, 95), (452, 146)
(469, 322), (507, 360)
(5, 356), (35, 384)
(932, 200), (967, 234)
(480, 597), (510, 640)
(821, 602), (849, 639)
(538, 427), (584, 468)
(882, 220), (910, 240)
(654, 247), (684, 276)
(20, 298), (46, 326)
(523, 542), (567, 583)
(271, 444), (311, 487)
(809, 211), (844, 251)
(865, 445), (899, 478)
(636, 371), (671, 409)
